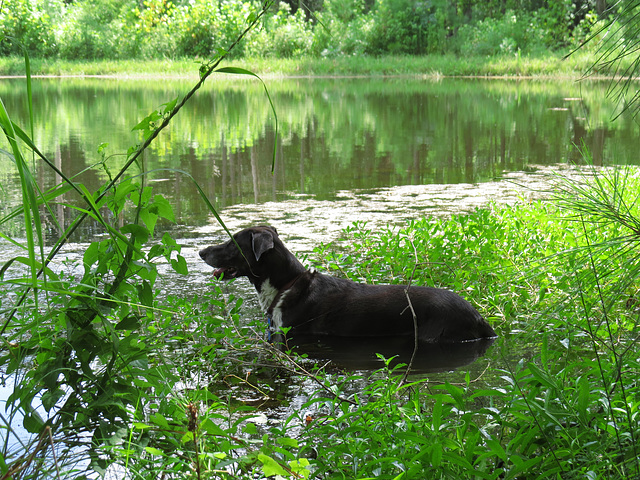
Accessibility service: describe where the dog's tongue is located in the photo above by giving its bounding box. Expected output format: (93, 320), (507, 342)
(213, 267), (226, 278)
(212, 266), (236, 279)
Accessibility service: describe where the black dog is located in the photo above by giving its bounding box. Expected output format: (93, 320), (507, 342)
(199, 226), (496, 343)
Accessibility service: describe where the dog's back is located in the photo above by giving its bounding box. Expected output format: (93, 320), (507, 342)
(276, 271), (495, 342)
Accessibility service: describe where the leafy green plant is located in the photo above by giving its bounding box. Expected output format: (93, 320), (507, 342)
(0, 0), (63, 57)
(246, 2), (313, 58)
(457, 10), (546, 56)
(301, 165), (640, 479)
(0, 2), (277, 477)
(56, 0), (130, 59)
(0, 0), (611, 61)
(313, 201), (578, 336)
(367, 0), (448, 55)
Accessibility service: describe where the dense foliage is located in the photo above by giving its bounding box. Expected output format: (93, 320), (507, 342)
(0, 0), (615, 60)
(301, 171), (640, 478)
(3, 149), (640, 478)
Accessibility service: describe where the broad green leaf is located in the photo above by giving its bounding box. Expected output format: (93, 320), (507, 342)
(276, 437), (298, 448)
(115, 315), (141, 331)
(258, 454), (288, 477)
(145, 447), (164, 456)
(132, 110), (161, 132)
(485, 438), (507, 461)
(152, 194), (175, 222)
(121, 224), (150, 244)
(151, 412), (170, 429)
(161, 97), (178, 114)
(171, 255), (189, 275)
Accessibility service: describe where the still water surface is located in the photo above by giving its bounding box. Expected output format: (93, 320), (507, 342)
(1, 76), (638, 241)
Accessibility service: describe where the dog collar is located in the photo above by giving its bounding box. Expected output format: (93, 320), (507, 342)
(267, 314), (276, 342)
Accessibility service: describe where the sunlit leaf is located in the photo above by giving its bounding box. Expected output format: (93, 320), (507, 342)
(258, 454), (289, 477)
(141, 447), (162, 457)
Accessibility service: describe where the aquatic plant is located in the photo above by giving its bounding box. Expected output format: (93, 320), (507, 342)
(303, 165), (640, 479)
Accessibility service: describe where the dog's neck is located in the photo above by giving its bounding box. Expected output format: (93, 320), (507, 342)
(256, 272), (304, 314)
(266, 273), (303, 315)
(253, 244), (307, 313)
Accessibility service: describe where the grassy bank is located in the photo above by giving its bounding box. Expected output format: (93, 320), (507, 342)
(0, 50), (597, 78)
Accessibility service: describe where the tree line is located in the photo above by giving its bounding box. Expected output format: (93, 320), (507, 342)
(0, 0), (615, 60)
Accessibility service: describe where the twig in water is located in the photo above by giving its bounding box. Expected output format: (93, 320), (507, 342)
(400, 237), (421, 385)
(261, 340), (357, 406)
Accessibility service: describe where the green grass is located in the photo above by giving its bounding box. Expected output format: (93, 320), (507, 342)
(0, 50), (599, 78)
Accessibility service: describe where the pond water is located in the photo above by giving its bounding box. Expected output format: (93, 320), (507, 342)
(1, 75), (639, 357)
(2, 75), (638, 299)
(1, 77), (639, 452)
(1, 76), (638, 243)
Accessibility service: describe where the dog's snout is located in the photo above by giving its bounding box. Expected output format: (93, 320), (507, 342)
(199, 248), (208, 260)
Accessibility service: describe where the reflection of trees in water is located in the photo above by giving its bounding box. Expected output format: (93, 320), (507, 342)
(3, 79), (639, 239)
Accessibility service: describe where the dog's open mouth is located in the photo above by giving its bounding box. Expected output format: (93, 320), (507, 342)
(213, 266), (238, 279)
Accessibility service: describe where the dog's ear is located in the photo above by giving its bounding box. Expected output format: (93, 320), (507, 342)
(251, 230), (274, 261)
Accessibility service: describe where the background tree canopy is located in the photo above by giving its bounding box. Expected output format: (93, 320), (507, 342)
(0, 0), (617, 59)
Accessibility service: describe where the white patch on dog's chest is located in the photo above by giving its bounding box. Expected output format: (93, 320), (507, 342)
(257, 279), (286, 331)
(257, 279), (278, 311)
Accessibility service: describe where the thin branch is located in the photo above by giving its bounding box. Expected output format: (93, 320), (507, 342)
(400, 236), (421, 386)
(262, 340), (358, 406)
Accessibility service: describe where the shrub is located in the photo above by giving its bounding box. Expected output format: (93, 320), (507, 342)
(245, 3), (313, 58)
(126, 0), (180, 58)
(172, 0), (222, 58)
(172, 0), (255, 58)
(366, 0), (452, 55)
(56, 0), (130, 59)
(302, 167), (640, 478)
(533, 0), (576, 49)
(310, 0), (373, 56)
(457, 10), (547, 56)
(0, 0), (63, 57)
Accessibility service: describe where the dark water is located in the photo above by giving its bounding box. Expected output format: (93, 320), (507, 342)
(1, 76), (638, 242)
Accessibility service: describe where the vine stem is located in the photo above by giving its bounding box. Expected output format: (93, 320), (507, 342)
(400, 236), (420, 386)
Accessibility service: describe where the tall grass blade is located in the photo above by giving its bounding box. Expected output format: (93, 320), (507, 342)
(215, 66), (279, 172)
(0, 98), (41, 297)
(23, 44), (34, 143)
(575, 0), (640, 118)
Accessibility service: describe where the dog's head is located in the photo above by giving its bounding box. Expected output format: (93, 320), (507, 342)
(199, 226), (278, 280)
